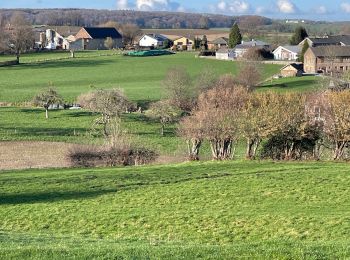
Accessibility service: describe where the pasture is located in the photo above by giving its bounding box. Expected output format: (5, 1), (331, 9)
(0, 51), (281, 103)
(1, 161), (350, 258)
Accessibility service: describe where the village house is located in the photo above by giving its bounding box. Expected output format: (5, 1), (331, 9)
(299, 35), (350, 47)
(280, 63), (304, 77)
(208, 37), (229, 50)
(273, 45), (301, 61)
(138, 34), (170, 48)
(234, 39), (270, 58)
(215, 47), (235, 60)
(303, 46), (350, 74)
(71, 27), (123, 50)
(173, 36), (195, 51)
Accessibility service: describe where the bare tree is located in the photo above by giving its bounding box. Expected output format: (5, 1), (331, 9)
(145, 100), (182, 136)
(119, 23), (142, 46)
(5, 12), (35, 63)
(322, 90), (350, 160)
(162, 66), (194, 113)
(33, 87), (63, 119)
(78, 88), (132, 139)
(235, 62), (262, 91)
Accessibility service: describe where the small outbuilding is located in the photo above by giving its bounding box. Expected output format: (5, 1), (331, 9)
(215, 47), (235, 60)
(280, 63), (304, 77)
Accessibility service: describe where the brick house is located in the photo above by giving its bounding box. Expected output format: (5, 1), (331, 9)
(304, 46), (350, 74)
(71, 27), (123, 50)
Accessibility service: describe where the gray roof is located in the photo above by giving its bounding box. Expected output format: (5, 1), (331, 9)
(239, 39), (269, 47)
(309, 46), (350, 57)
(146, 34), (169, 41)
(210, 37), (229, 45)
(216, 47), (234, 54)
(276, 45), (301, 53)
(307, 35), (350, 46)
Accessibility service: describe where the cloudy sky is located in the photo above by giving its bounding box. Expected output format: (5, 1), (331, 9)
(1, 0), (350, 21)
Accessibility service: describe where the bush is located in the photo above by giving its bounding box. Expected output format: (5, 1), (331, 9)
(68, 145), (158, 167)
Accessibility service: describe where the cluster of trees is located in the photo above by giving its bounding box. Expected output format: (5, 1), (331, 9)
(176, 77), (350, 161)
(0, 9), (236, 29)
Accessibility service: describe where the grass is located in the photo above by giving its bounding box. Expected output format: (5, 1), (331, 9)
(260, 76), (321, 92)
(0, 51), (281, 103)
(0, 161), (350, 258)
(0, 107), (183, 153)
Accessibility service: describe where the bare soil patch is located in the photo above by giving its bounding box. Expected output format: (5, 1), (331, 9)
(0, 141), (78, 170)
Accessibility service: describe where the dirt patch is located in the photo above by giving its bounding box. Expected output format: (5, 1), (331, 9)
(0, 141), (79, 170)
(0, 141), (185, 171)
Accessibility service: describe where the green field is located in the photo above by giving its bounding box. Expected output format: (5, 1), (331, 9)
(260, 76), (321, 92)
(0, 51), (281, 103)
(1, 161), (350, 259)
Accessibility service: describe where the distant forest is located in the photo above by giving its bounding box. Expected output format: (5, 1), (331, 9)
(0, 9), (273, 29)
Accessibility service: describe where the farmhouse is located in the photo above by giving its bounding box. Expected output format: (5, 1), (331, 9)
(299, 35), (350, 47)
(72, 27), (123, 50)
(215, 47), (235, 60)
(234, 39), (270, 58)
(139, 34), (170, 48)
(173, 36), (195, 51)
(208, 37), (229, 50)
(273, 45), (301, 61)
(304, 46), (350, 74)
(280, 63), (304, 77)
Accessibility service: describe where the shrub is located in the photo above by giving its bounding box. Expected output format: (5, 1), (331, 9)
(68, 145), (158, 168)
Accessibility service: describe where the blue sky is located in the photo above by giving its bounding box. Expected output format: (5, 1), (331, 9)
(1, 0), (350, 21)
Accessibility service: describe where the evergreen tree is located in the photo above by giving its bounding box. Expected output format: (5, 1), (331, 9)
(201, 35), (208, 51)
(290, 26), (308, 45)
(229, 23), (242, 48)
(299, 40), (309, 62)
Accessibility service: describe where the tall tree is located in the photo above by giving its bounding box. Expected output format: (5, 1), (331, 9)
(299, 40), (309, 62)
(104, 37), (115, 49)
(6, 13), (35, 63)
(198, 16), (209, 29)
(200, 35), (208, 51)
(228, 23), (242, 48)
(290, 26), (308, 45)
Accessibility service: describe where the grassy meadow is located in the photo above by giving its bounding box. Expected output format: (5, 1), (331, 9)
(1, 161), (350, 258)
(0, 50), (339, 259)
(0, 51), (282, 103)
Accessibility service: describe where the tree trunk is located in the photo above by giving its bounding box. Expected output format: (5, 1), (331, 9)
(187, 138), (202, 161)
(333, 141), (347, 160)
(160, 124), (164, 136)
(70, 50), (75, 58)
(45, 108), (49, 119)
(16, 53), (20, 64)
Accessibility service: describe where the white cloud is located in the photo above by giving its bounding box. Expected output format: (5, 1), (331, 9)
(136, 0), (182, 11)
(116, 0), (130, 9)
(341, 2), (350, 13)
(116, 0), (184, 11)
(276, 0), (296, 14)
(216, 1), (250, 14)
(315, 5), (328, 14)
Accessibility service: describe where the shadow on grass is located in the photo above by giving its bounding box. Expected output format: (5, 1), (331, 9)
(11, 58), (116, 70)
(261, 79), (317, 90)
(0, 126), (88, 136)
(0, 172), (232, 205)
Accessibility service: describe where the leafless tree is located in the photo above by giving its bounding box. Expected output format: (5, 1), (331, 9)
(3, 12), (35, 63)
(162, 66), (194, 113)
(104, 37), (115, 50)
(235, 62), (262, 91)
(78, 88), (132, 139)
(33, 87), (63, 119)
(145, 100), (182, 136)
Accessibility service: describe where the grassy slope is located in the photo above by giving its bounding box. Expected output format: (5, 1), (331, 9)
(0, 52), (281, 103)
(260, 76), (321, 92)
(0, 161), (350, 259)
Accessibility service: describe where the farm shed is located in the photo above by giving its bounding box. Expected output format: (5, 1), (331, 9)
(216, 47), (235, 60)
(280, 63), (304, 77)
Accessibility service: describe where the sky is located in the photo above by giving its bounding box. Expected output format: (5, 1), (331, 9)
(1, 0), (350, 21)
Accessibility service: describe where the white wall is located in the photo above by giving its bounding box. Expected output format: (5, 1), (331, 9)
(139, 35), (160, 47)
